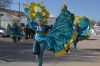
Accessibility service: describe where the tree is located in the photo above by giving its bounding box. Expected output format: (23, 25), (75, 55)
(91, 20), (96, 27)
(97, 21), (100, 26)
(0, 0), (13, 8)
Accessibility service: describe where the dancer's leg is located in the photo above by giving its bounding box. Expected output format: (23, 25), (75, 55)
(37, 53), (43, 66)
(74, 41), (77, 51)
(37, 41), (45, 66)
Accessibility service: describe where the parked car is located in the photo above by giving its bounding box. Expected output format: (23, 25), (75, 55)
(0, 27), (9, 37)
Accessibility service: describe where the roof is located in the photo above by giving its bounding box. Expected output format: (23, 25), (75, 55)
(0, 8), (25, 16)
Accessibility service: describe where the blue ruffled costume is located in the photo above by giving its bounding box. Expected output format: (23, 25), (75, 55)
(24, 3), (78, 57)
(7, 21), (25, 41)
(73, 16), (92, 49)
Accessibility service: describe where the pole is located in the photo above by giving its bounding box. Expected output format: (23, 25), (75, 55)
(18, 2), (21, 22)
(0, 15), (1, 27)
(0, 14), (3, 27)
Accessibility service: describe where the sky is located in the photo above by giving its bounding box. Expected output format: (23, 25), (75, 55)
(10, 0), (100, 21)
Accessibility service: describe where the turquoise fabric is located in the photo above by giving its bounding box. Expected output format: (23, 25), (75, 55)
(35, 26), (46, 41)
(7, 23), (24, 39)
(73, 16), (92, 50)
(24, 4), (76, 56)
(45, 5), (75, 53)
(80, 17), (91, 36)
(75, 17), (92, 40)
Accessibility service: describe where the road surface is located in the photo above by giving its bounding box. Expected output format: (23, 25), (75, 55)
(0, 35), (100, 66)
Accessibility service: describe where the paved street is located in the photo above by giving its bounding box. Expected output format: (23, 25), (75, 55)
(0, 35), (100, 66)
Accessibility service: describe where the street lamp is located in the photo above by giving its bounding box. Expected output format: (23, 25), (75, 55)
(0, 13), (3, 27)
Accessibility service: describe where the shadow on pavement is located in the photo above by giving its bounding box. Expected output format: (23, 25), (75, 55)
(83, 49), (100, 52)
(86, 38), (97, 40)
(43, 48), (100, 63)
(0, 38), (100, 63)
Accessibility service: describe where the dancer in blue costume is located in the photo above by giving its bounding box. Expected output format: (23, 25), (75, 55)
(23, 2), (78, 66)
(7, 16), (25, 42)
(73, 16), (92, 50)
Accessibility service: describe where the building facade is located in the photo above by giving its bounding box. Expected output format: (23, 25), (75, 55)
(0, 8), (56, 29)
